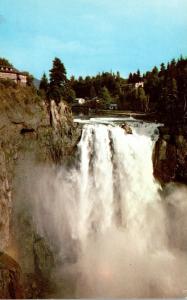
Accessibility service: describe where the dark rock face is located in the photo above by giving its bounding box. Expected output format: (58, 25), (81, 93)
(0, 91), (81, 297)
(121, 123), (132, 134)
(153, 126), (187, 184)
(0, 252), (24, 298)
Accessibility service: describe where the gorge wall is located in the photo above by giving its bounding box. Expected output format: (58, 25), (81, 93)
(153, 125), (187, 184)
(0, 86), (80, 297)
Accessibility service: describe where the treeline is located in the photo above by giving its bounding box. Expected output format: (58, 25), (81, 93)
(68, 56), (187, 123)
(39, 59), (127, 108)
(69, 72), (126, 107)
(142, 56), (187, 124)
(119, 56), (187, 122)
(1, 55), (187, 124)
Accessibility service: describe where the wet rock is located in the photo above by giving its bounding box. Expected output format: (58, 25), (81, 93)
(23, 272), (53, 298)
(0, 88), (81, 297)
(0, 252), (25, 298)
(121, 122), (132, 134)
(33, 236), (54, 279)
(153, 126), (187, 184)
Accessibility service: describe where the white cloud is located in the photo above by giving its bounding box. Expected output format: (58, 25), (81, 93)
(33, 36), (84, 53)
(30, 34), (112, 57)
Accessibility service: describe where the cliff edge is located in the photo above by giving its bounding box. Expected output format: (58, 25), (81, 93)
(0, 85), (80, 297)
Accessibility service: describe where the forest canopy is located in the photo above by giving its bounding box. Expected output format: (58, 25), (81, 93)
(1, 55), (187, 125)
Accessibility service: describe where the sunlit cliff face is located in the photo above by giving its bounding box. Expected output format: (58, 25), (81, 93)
(26, 119), (187, 298)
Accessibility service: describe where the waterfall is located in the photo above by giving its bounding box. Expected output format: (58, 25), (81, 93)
(73, 123), (160, 242)
(32, 119), (187, 298)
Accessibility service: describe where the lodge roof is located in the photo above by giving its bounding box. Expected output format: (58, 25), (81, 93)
(0, 65), (26, 76)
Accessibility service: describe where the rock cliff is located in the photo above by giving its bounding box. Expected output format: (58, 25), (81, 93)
(0, 86), (81, 297)
(153, 125), (187, 184)
(0, 252), (24, 298)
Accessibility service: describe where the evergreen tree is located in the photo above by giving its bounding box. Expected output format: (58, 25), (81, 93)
(100, 86), (112, 107)
(128, 73), (133, 83)
(167, 78), (178, 122)
(116, 71), (120, 79)
(138, 87), (149, 112)
(39, 73), (48, 91)
(136, 69), (141, 81)
(49, 57), (67, 86)
(49, 57), (67, 102)
(68, 55), (187, 120)
(90, 85), (96, 98)
(159, 63), (166, 77)
(63, 84), (76, 103)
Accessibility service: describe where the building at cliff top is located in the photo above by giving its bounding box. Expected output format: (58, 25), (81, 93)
(0, 65), (27, 85)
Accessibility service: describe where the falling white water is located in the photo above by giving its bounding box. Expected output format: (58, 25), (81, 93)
(73, 123), (160, 243)
(30, 119), (187, 298)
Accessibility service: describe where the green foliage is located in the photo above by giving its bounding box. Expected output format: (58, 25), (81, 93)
(39, 73), (48, 91)
(0, 85), (43, 111)
(100, 86), (112, 107)
(123, 56), (187, 123)
(137, 87), (149, 112)
(48, 57), (74, 103)
(0, 57), (13, 67)
(143, 56), (187, 123)
(49, 57), (67, 87)
(70, 71), (126, 107)
(90, 85), (96, 98)
(60, 83), (76, 103)
(1, 54), (186, 125)
(128, 70), (142, 83)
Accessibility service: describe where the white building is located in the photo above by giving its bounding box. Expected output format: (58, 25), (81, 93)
(0, 65), (27, 85)
(109, 103), (118, 110)
(135, 81), (144, 89)
(75, 98), (86, 105)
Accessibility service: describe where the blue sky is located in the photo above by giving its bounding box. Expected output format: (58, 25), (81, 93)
(0, 0), (187, 79)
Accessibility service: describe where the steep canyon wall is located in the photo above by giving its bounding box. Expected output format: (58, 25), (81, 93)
(0, 88), (80, 297)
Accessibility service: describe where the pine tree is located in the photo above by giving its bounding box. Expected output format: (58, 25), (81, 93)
(49, 57), (67, 102)
(136, 69), (141, 81)
(49, 57), (67, 87)
(128, 73), (133, 83)
(39, 73), (48, 91)
(165, 78), (178, 123)
(138, 87), (149, 112)
(159, 63), (166, 77)
(90, 85), (96, 99)
(100, 86), (112, 108)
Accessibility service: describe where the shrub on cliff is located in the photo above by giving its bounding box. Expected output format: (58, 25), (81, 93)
(0, 57), (13, 67)
(0, 78), (17, 88)
(0, 84), (43, 111)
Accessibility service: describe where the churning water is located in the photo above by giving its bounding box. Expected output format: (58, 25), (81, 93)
(32, 118), (187, 298)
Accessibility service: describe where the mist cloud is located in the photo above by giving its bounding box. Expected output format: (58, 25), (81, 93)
(15, 124), (187, 298)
